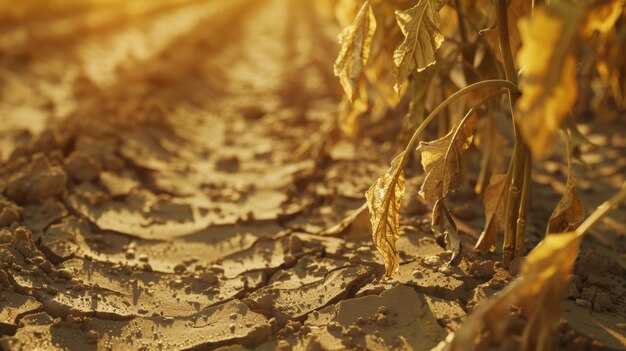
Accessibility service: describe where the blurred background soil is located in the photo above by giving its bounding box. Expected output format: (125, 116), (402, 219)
(0, 0), (624, 350)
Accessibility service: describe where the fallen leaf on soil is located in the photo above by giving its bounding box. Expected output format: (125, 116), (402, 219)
(365, 152), (406, 277)
(417, 111), (477, 203)
(334, 0), (377, 102)
(446, 232), (582, 351)
(393, 0), (447, 91)
(475, 173), (510, 253)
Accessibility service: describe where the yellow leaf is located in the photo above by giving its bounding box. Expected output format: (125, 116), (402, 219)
(338, 92), (369, 139)
(432, 198), (461, 262)
(482, 0), (532, 62)
(335, 0), (361, 27)
(447, 181), (626, 351)
(515, 7), (581, 159)
(334, 0), (377, 102)
(365, 152), (406, 277)
(416, 112), (477, 203)
(447, 232), (582, 351)
(547, 130), (584, 234)
(474, 115), (509, 194)
(475, 173), (510, 253)
(584, 0), (624, 36)
(547, 179), (584, 234)
(392, 0), (447, 91)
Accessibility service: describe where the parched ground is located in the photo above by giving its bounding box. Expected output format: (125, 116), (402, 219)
(0, 1), (625, 350)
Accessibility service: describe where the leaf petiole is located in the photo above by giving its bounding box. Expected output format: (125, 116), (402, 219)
(402, 79), (518, 165)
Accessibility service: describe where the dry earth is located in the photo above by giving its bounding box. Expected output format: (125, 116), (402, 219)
(0, 0), (625, 350)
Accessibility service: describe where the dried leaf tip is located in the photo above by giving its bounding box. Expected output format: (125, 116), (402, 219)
(365, 152), (406, 277)
(475, 173), (510, 253)
(334, 0), (377, 102)
(417, 112), (477, 203)
(393, 0), (447, 91)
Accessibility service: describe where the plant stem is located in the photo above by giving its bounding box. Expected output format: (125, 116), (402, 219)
(495, 0), (530, 266)
(514, 150), (531, 258)
(402, 79), (517, 157)
(576, 181), (626, 236)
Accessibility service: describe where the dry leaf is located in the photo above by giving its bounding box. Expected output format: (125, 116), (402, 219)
(584, 0), (624, 36)
(475, 173), (510, 253)
(432, 198), (461, 263)
(447, 181), (626, 351)
(334, 0), (377, 101)
(548, 178), (584, 234)
(547, 130), (584, 234)
(482, 0), (532, 61)
(408, 65), (438, 122)
(417, 112), (477, 203)
(338, 92), (369, 139)
(474, 115), (508, 194)
(365, 152), (406, 277)
(393, 0), (447, 91)
(515, 7), (581, 159)
(447, 232), (582, 351)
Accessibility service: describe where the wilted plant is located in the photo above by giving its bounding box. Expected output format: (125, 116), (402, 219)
(333, 0), (625, 347)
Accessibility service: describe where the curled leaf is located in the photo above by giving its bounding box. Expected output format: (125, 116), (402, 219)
(515, 6), (582, 159)
(474, 116), (508, 194)
(417, 112), (477, 203)
(583, 0), (624, 36)
(338, 93), (369, 139)
(432, 198), (461, 263)
(548, 179), (584, 234)
(393, 0), (447, 91)
(447, 232), (582, 351)
(334, 0), (377, 102)
(475, 173), (510, 253)
(365, 152), (406, 277)
(547, 130), (584, 234)
(447, 181), (626, 351)
(482, 0), (532, 61)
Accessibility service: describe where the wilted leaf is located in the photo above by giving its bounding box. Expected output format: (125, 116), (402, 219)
(482, 0), (532, 61)
(547, 130), (584, 234)
(432, 198), (461, 263)
(338, 93), (369, 139)
(584, 0), (624, 36)
(417, 112), (477, 203)
(515, 6), (583, 159)
(365, 152), (406, 277)
(447, 182), (626, 351)
(447, 232), (582, 351)
(475, 173), (510, 253)
(399, 65), (439, 143)
(562, 116), (593, 162)
(548, 179), (584, 234)
(393, 0), (447, 91)
(334, 0), (377, 101)
(474, 115), (508, 194)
